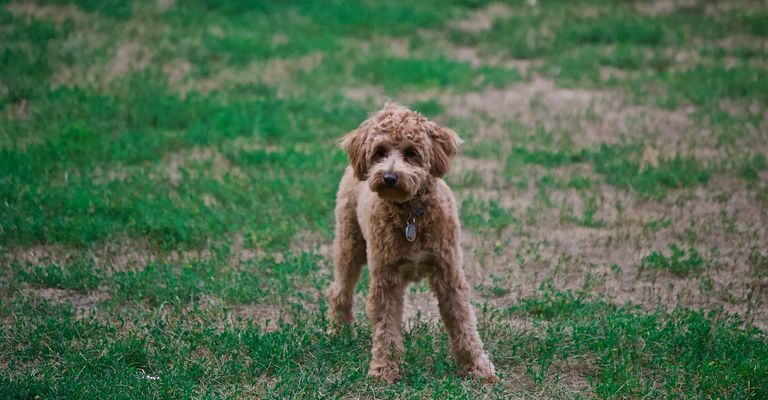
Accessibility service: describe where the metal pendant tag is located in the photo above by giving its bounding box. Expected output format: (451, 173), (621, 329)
(405, 218), (417, 242)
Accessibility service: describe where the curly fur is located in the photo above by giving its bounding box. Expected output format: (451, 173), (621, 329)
(327, 103), (497, 383)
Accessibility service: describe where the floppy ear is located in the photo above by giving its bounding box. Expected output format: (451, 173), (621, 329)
(339, 128), (369, 181)
(429, 124), (463, 177)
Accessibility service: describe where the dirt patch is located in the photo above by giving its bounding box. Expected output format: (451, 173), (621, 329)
(91, 163), (133, 184)
(453, 3), (512, 33)
(343, 85), (391, 107)
(4, 98), (29, 121)
(445, 77), (616, 136)
(229, 304), (288, 332)
(156, 0), (176, 12)
(24, 287), (111, 319)
(289, 230), (332, 259)
(634, 0), (699, 15)
(5, 238), (174, 275)
(439, 72), (766, 326)
(163, 59), (192, 90)
(6, 243), (78, 267)
(182, 52), (325, 96)
(454, 162), (768, 328)
(453, 77), (574, 117)
(498, 360), (593, 399)
(450, 46), (539, 74)
(262, 52), (324, 86)
(6, 1), (90, 25)
(162, 146), (248, 187)
(51, 65), (98, 89)
(51, 39), (152, 88)
(403, 289), (441, 327)
(105, 42), (154, 82)
(443, 76), (700, 153)
(449, 156), (504, 188)
(703, 1), (768, 16)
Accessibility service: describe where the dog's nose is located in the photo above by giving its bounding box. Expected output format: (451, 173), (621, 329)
(383, 172), (398, 187)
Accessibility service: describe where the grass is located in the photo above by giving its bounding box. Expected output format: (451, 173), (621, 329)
(15, 260), (101, 291)
(1, 0), (767, 398)
(741, 153), (767, 181)
(640, 244), (706, 276)
(3, 284), (766, 399)
(354, 56), (521, 92)
(497, 143), (711, 199)
(586, 144), (711, 199)
(461, 197), (518, 236)
(449, 1), (768, 109)
(509, 286), (768, 398)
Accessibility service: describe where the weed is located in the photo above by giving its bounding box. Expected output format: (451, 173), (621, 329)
(740, 153), (767, 181)
(644, 218), (673, 232)
(461, 197), (517, 235)
(641, 244), (705, 276)
(570, 195), (606, 228)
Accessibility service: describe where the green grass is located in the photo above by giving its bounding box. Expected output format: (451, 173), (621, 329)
(586, 144), (711, 199)
(1, 0), (767, 398)
(1, 84), (364, 248)
(741, 153), (767, 181)
(3, 284), (766, 399)
(461, 197), (518, 235)
(354, 56), (520, 92)
(497, 143), (711, 199)
(15, 260), (101, 292)
(640, 244), (706, 276)
(509, 286), (768, 398)
(449, 1), (768, 109)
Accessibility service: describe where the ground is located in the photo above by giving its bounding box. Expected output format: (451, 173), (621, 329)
(1, 0), (768, 398)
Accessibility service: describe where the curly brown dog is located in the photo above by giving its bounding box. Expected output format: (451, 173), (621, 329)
(326, 103), (497, 383)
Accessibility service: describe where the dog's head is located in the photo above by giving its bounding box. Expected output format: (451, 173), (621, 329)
(339, 103), (462, 203)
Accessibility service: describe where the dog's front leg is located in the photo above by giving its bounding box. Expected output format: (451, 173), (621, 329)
(366, 265), (405, 383)
(430, 254), (498, 382)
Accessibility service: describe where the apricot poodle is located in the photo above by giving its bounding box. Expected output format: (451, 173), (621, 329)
(326, 103), (497, 383)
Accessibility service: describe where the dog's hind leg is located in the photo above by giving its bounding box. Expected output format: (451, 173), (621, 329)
(327, 190), (366, 328)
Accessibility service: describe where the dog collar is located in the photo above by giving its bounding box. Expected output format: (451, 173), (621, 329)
(402, 187), (428, 242)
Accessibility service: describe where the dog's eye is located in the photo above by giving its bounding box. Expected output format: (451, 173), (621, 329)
(404, 149), (418, 158)
(375, 148), (388, 158)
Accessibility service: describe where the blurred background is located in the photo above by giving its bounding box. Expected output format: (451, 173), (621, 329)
(1, 1), (767, 398)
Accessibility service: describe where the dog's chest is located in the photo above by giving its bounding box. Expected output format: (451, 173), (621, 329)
(358, 216), (436, 279)
(390, 249), (434, 282)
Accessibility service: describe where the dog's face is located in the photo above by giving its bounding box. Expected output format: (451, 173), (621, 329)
(340, 103), (462, 203)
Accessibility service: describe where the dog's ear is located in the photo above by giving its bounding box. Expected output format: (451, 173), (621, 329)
(339, 127), (369, 180)
(428, 124), (462, 177)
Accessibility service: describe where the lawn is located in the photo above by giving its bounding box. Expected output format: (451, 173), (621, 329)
(1, 0), (767, 398)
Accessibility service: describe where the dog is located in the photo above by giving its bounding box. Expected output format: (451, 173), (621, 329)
(326, 103), (497, 383)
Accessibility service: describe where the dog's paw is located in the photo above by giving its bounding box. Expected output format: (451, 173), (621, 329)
(368, 362), (401, 383)
(463, 354), (498, 383)
(326, 325), (339, 335)
(326, 320), (353, 336)
(326, 312), (353, 335)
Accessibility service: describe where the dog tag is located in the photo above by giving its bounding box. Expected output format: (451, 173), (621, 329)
(405, 218), (417, 242)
